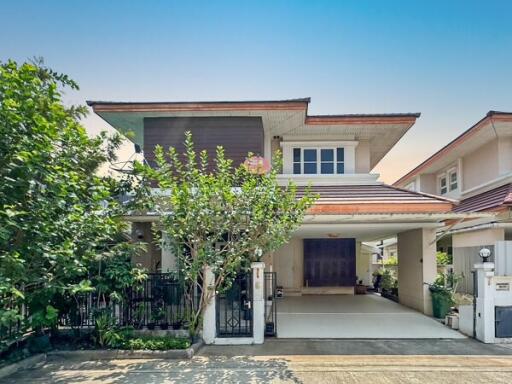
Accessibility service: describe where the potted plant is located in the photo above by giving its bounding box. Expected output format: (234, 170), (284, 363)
(427, 272), (462, 319)
(28, 304), (59, 353)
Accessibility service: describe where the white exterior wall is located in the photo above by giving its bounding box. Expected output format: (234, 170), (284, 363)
(355, 141), (371, 173)
(397, 228), (437, 315)
(452, 228), (505, 248)
(273, 237), (303, 293)
(473, 263), (512, 343)
(462, 139), (500, 191)
(498, 136), (512, 175)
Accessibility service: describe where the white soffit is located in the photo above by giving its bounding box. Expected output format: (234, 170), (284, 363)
(95, 109), (414, 168)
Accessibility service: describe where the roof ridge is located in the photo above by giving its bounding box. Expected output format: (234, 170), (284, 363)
(86, 98), (311, 106)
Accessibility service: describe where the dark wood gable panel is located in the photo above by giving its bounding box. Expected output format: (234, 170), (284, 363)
(144, 116), (264, 170)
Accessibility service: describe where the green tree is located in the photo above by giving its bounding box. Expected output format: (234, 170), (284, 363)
(0, 60), (144, 340)
(137, 133), (317, 334)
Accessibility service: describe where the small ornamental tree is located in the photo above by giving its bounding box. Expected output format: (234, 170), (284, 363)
(137, 132), (317, 334)
(0, 60), (145, 341)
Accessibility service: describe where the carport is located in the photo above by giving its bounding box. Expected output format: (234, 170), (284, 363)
(276, 294), (464, 339)
(262, 184), (487, 339)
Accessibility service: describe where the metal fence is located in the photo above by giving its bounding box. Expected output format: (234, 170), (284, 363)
(59, 273), (197, 330)
(0, 273), (196, 349)
(216, 272), (253, 337)
(264, 271), (277, 336)
(0, 298), (29, 348)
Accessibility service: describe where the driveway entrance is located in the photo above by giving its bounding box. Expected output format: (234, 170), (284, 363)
(276, 294), (465, 339)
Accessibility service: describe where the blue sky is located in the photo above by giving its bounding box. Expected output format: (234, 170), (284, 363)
(2, 0), (511, 182)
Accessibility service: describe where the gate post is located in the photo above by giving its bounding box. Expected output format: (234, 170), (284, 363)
(474, 261), (496, 343)
(252, 262), (265, 344)
(202, 266), (216, 344)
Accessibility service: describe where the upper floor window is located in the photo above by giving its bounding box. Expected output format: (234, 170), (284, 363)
(293, 147), (345, 175)
(438, 167), (458, 195)
(439, 176), (448, 195)
(448, 169), (458, 191)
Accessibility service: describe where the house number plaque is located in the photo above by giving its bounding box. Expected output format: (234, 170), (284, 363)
(496, 283), (510, 291)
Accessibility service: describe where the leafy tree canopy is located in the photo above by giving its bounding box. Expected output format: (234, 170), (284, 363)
(0, 59), (144, 339)
(136, 132), (317, 333)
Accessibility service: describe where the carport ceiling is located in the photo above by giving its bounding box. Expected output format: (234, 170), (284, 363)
(295, 223), (439, 242)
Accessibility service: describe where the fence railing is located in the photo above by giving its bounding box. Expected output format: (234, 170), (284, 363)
(1, 274), (196, 348)
(0, 298), (29, 349)
(264, 271), (277, 336)
(59, 273), (197, 330)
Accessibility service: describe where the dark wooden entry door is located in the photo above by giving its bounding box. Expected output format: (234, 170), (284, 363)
(303, 239), (356, 287)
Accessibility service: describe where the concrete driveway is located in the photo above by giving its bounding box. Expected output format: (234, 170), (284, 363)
(276, 294), (464, 338)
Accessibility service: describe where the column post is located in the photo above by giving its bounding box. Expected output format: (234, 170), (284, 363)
(474, 262), (495, 343)
(202, 266), (216, 344)
(252, 262), (265, 344)
(160, 232), (177, 272)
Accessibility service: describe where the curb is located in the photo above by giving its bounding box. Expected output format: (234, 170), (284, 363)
(0, 353), (47, 380)
(47, 340), (204, 360)
(0, 341), (203, 380)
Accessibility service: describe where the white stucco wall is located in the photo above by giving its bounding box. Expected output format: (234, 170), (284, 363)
(452, 228), (505, 248)
(355, 141), (371, 173)
(397, 228), (437, 315)
(418, 174), (436, 195)
(273, 237), (303, 293)
(498, 136), (512, 176)
(356, 242), (372, 286)
(462, 139), (500, 191)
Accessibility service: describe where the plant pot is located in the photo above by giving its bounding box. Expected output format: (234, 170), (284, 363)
(431, 293), (452, 319)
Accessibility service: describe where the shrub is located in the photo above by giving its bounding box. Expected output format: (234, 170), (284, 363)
(383, 255), (398, 266)
(121, 336), (190, 350)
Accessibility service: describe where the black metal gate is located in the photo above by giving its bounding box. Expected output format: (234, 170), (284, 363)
(216, 273), (253, 337)
(264, 272), (277, 336)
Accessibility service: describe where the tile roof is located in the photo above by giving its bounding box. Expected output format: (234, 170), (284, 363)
(295, 184), (450, 204)
(454, 183), (512, 213)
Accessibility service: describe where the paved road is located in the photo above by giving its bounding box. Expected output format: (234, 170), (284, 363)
(4, 353), (512, 383)
(3, 340), (512, 383)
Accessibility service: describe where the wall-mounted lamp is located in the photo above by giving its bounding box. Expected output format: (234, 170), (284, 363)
(479, 247), (491, 263)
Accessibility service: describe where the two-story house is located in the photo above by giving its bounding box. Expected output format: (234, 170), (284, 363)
(88, 98), (471, 339)
(394, 111), (512, 293)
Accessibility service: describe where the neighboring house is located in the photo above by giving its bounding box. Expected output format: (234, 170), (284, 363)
(88, 98), (475, 339)
(394, 111), (512, 293)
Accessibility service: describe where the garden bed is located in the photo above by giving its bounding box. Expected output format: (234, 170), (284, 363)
(0, 328), (201, 376)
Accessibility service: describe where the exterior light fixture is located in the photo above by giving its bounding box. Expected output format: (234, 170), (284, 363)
(479, 247), (491, 263)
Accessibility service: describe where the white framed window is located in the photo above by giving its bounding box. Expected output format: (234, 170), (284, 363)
(437, 167), (458, 195)
(438, 175), (448, 195)
(448, 168), (458, 191)
(292, 147), (345, 175)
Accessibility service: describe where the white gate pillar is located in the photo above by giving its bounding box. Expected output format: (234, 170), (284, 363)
(475, 261), (498, 343)
(202, 266), (216, 344)
(252, 262), (265, 344)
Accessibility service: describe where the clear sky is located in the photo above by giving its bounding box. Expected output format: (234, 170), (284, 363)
(2, 0), (511, 183)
